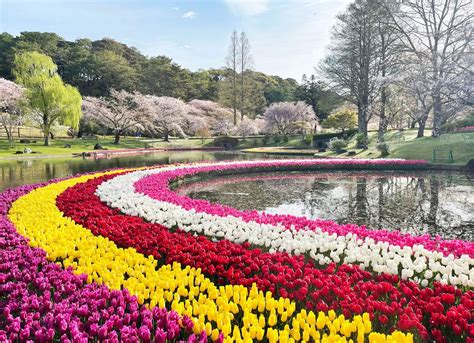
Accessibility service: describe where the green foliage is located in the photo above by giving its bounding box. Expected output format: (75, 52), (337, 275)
(440, 115), (474, 133)
(322, 108), (358, 133)
(213, 136), (239, 149)
(355, 133), (369, 149)
(294, 74), (343, 121)
(303, 134), (312, 145)
(0, 32), (298, 107)
(218, 69), (269, 118)
(376, 142), (390, 156)
(263, 76), (298, 104)
(328, 137), (347, 152)
(13, 51), (82, 145)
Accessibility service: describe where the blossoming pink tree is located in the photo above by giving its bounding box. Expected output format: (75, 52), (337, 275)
(233, 117), (257, 138)
(187, 99), (235, 136)
(263, 101), (316, 137)
(139, 95), (189, 141)
(0, 78), (24, 146)
(82, 89), (144, 144)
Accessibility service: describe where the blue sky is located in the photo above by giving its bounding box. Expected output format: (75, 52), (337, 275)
(0, 0), (351, 80)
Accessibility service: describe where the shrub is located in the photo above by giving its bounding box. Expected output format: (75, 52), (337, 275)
(283, 135), (289, 143)
(262, 135), (270, 145)
(376, 142), (390, 157)
(355, 133), (369, 149)
(328, 137), (347, 153)
(213, 136), (239, 149)
(440, 115), (474, 133)
(273, 135), (282, 143)
(304, 134), (312, 145)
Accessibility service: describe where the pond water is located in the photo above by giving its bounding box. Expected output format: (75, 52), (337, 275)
(0, 151), (260, 191)
(178, 170), (474, 240)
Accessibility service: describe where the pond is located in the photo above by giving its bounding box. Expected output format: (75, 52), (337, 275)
(178, 170), (474, 240)
(0, 151), (260, 191)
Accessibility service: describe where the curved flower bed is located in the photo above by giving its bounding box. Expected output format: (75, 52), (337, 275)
(6, 169), (410, 342)
(0, 179), (200, 342)
(60, 173), (473, 341)
(2, 159), (473, 342)
(96, 160), (473, 287)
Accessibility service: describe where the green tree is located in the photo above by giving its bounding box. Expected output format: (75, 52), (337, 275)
(140, 56), (189, 98)
(0, 33), (15, 79)
(87, 50), (137, 96)
(263, 76), (298, 104)
(13, 51), (82, 146)
(295, 74), (342, 121)
(322, 108), (358, 134)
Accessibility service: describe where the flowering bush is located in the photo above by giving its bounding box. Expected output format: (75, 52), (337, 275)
(2, 159), (473, 342)
(455, 126), (474, 133)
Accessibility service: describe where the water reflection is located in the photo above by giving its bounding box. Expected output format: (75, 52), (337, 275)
(0, 151), (259, 191)
(178, 171), (474, 240)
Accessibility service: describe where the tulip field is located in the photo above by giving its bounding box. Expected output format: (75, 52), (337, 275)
(1, 159), (473, 342)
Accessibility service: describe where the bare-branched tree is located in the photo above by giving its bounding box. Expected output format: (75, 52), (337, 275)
(387, 0), (473, 136)
(226, 30), (239, 125)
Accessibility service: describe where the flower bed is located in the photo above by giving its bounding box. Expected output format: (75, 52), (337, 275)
(2, 159), (473, 342)
(0, 179), (200, 342)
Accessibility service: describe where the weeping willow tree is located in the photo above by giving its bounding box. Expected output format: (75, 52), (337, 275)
(13, 51), (82, 146)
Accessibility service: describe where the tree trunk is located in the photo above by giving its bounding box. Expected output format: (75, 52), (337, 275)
(114, 131), (121, 145)
(358, 104), (368, 137)
(240, 71), (244, 121)
(43, 114), (50, 146)
(416, 118), (427, 138)
(44, 132), (50, 146)
(233, 72), (237, 125)
(431, 93), (443, 137)
(164, 130), (169, 142)
(378, 86), (387, 142)
(4, 127), (13, 147)
(358, 104), (369, 148)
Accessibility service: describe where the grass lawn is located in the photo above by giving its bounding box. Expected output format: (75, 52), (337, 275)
(244, 130), (474, 165)
(1, 130), (472, 165)
(0, 136), (214, 159)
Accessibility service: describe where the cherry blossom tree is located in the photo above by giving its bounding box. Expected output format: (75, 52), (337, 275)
(189, 116), (210, 143)
(213, 120), (235, 136)
(187, 99), (235, 136)
(82, 89), (144, 144)
(139, 95), (189, 141)
(233, 117), (257, 138)
(263, 101), (316, 136)
(0, 78), (24, 146)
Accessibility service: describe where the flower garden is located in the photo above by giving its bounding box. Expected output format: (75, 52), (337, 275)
(1, 159), (473, 342)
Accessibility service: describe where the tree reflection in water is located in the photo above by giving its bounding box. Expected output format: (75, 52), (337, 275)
(179, 170), (474, 240)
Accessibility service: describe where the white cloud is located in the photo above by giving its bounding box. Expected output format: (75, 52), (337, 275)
(182, 11), (196, 19)
(224, 0), (269, 16)
(172, 6), (180, 11)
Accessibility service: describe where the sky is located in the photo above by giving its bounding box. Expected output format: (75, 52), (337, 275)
(0, 0), (351, 80)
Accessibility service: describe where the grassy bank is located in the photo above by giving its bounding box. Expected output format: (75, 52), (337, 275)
(243, 130), (474, 165)
(0, 137), (216, 159)
(1, 130), (472, 165)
